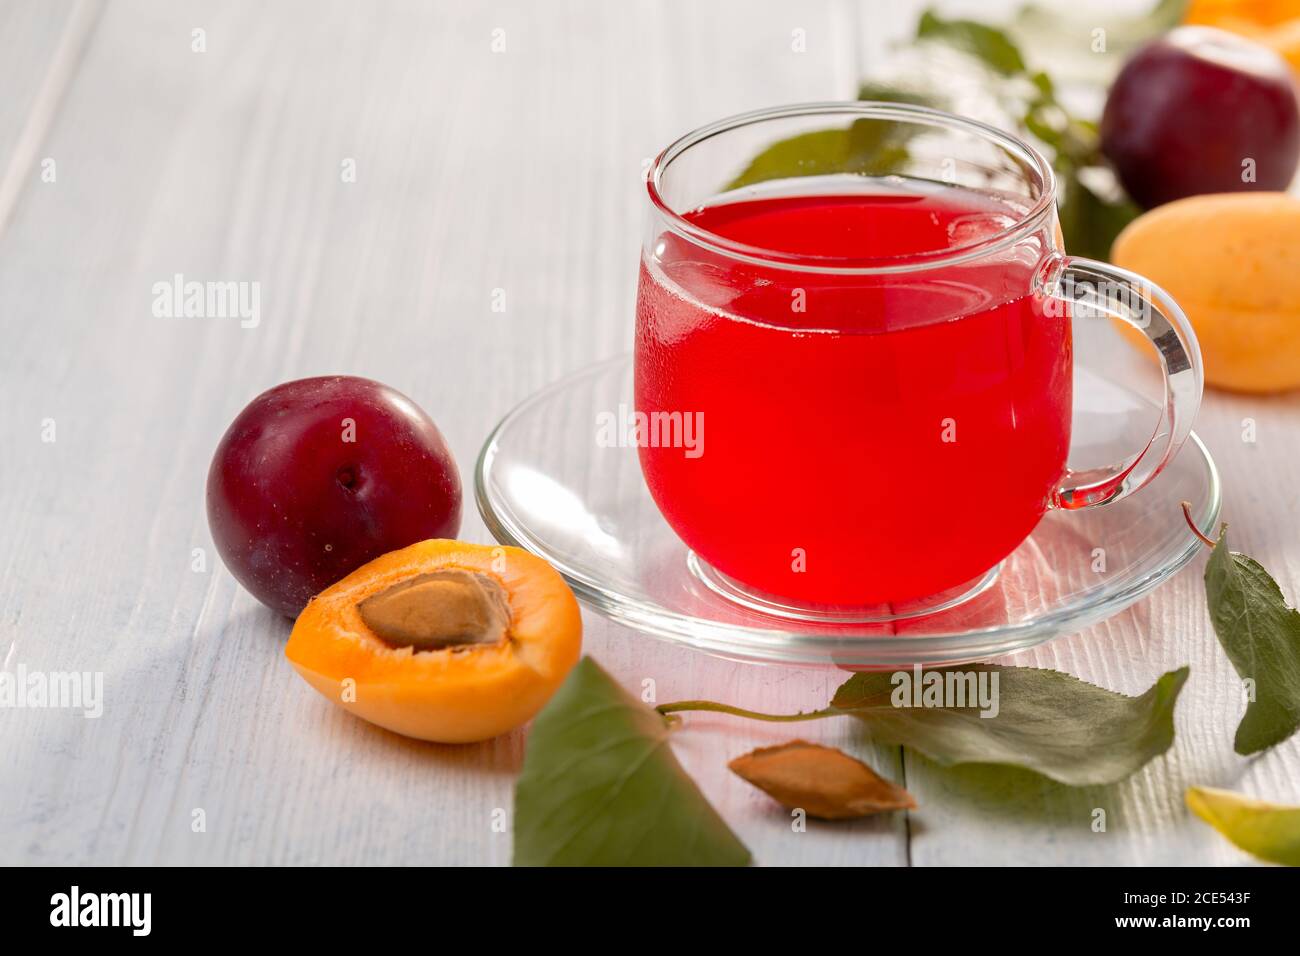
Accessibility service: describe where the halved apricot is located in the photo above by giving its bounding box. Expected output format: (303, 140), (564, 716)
(285, 539), (582, 743)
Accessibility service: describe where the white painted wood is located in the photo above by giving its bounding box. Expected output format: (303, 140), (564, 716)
(0, 0), (901, 866)
(1, 0), (1295, 867)
(0, 1), (96, 230)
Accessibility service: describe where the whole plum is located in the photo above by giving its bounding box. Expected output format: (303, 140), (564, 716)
(1101, 26), (1300, 209)
(207, 376), (461, 616)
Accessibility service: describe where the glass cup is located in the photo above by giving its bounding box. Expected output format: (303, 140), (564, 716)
(634, 102), (1202, 615)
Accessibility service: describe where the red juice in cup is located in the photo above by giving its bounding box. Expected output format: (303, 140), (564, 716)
(634, 104), (1202, 615)
(635, 184), (1072, 606)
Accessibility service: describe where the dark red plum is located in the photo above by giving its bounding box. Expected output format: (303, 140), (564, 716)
(1101, 26), (1300, 209)
(207, 376), (462, 616)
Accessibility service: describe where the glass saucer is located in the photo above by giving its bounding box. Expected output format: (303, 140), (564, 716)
(475, 355), (1220, 667)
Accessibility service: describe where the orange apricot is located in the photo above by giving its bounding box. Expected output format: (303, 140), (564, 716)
(285, 539), (582, 743)
(1185, 2), (1300, 74)
(1110, 192), (1300, 393)
(1186, 0), (1300, 31)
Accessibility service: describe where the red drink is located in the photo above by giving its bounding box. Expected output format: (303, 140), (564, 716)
(635, 184), (1072, 606)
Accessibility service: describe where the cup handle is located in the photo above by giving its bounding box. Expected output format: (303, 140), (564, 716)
(1037, 253), (1204, 510)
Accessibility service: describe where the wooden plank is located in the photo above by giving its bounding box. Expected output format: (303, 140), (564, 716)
(0, 0), (888, 865)
(0, 0), (97, 232)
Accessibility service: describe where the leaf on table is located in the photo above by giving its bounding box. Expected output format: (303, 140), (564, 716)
(725, 85), (936, 191)
(1187, 786), (1300, 866)
(728, 740), (915, 820)
(513, 656), (750, 867)
(830, 665), (1189, 787)
(1204, 527), (1300, 755)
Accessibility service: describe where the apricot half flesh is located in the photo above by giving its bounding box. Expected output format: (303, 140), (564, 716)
(286, 539), (582, 743)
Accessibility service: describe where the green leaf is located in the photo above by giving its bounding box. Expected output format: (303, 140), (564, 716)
(1057, 171), (1141, 262)
(830, 665), (1188, 786)
(1204, 527), (1300, 755)
(1007, 0), (1189, 87)
(1188, 786), (1300, 866)
(513, 657), (751, 867)
(1146, 0), (1192, 30)
(855, 82), (935, 107)
(726, 128), (865, 191)
(725, 86), (936, 190)
(917, 10), (1027, 76)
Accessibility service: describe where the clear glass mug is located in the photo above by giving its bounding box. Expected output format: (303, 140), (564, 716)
(634, 102), (1202, 613)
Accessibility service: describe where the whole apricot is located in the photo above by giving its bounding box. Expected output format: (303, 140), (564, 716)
(1110, 192), (1300, 392)
(1184, 2), (1300, 76)
(207, 376), (461, 616)
(1186, 0), (1300, 31)
(285, 539), (582, 743)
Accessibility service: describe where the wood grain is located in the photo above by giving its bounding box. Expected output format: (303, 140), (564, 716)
(0, 0), (1295, 867)
(0, 1), (99, 232)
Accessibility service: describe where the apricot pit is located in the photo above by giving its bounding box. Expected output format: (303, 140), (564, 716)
(357, 570), (511, 650)
(286, 539), (582, 743)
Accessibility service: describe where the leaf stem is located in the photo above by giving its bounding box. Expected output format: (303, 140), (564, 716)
(656, 700), (841, 723)
(1181, 500), (1218, 550)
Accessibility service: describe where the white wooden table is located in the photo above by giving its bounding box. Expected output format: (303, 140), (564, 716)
(2, 0), (1296, 866)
